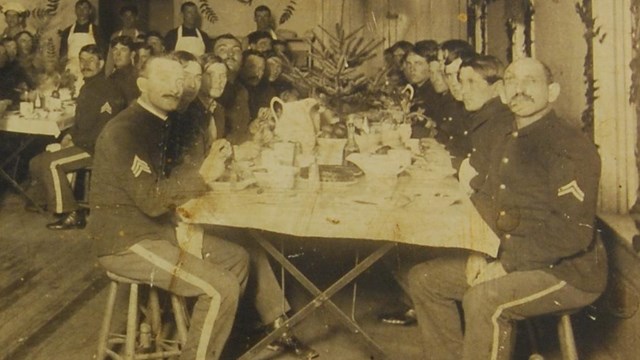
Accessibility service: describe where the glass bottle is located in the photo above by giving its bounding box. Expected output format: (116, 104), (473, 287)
(342, 120), (360, 166)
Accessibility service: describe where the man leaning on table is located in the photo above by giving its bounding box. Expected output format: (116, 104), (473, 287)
(26, 44), (125, 229)
(407, 58), (607, 360)
(89, 55), (249, 360)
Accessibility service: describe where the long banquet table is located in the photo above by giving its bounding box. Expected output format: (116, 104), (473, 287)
(178, 138), (500, 359)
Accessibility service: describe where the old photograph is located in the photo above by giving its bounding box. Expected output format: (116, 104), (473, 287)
(0, 0), (637, 359)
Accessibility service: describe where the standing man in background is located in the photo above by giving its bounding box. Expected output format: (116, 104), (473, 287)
(59, 0), (105, 95)
(165, 1), (212, 56)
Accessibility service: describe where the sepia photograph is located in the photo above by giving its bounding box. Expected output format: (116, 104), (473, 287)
(0, 0), (638, 359)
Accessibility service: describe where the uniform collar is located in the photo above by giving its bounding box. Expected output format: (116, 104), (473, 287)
(137, 98), (169, 121)
(469, 97), (507, 132)
(505, 110), (558, 138)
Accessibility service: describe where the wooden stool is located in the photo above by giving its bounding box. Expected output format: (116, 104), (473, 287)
(528, 312), (579, 360)
(96, 272), (190, 360)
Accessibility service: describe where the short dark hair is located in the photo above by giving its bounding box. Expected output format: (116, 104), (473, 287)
(242, 49), (265, 61)
(460, 55), (505, 85)
(110, 35), (134, 50)
(200, 53), (225, 71)
(440, 39), (475, 65)
(212, 33), (241, 49)
(13, 30), (34, 42)
(75, 0), (92, 9)
(79, 44), (103, 60)
(248, 31), (273, 45)
(180, 1), (197, 13)
(119, 5), (138, 16)
(172, 50), (201, 66)
(254, 5), (271, 15)
(391, 40), (413, 55)
(412, 40), (439, 63)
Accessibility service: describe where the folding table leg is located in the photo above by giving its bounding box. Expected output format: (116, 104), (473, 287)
(240, 230), (393, 360)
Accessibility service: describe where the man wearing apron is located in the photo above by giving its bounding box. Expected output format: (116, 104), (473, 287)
(164, 1), (212, 57)
(59, 0), (104, 97)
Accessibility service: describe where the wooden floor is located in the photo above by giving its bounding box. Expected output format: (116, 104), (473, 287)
(0, 190), (628, 360)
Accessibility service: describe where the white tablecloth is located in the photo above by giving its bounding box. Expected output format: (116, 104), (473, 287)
(179, 140), (500, 257)
(0, 109), (74, 137)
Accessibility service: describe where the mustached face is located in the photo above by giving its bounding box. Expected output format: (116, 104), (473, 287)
(79, 51), (103, 78)
(139, 58), (185, 112)
(214, 38), (243, 74)
(503, 59), (558, 118)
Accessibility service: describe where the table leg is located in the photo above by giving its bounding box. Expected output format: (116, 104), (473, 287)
(239, 230), (394, 360)
(0, 137), (44, 213)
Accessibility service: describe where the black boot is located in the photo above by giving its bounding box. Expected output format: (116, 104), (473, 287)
(46, 210), (86, 230)
(379, 307), (417, 326)
(266, 316), (319, 359)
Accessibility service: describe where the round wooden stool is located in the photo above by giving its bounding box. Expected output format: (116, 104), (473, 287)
(95, 271), (190, 360)
(528, 311), (580, 360)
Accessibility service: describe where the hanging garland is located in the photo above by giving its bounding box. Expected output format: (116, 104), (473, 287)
(279, 0), (297, 25)
(575, 0), (606, 132)
(199, 0), (219, 25)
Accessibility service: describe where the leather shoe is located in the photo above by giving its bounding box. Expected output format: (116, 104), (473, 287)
(266, 317), (319, 359)
(46, 210), (86, 230)
(379, 308), (417, 326)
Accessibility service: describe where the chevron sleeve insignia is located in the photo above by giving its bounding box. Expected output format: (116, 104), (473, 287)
(100, 101), (113, 114)
(557, 180), (585, 202)
(131, 155), (152, 178)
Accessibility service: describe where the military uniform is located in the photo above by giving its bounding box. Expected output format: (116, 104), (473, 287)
(89, 101), (249, 360)
(433, 93), (471, 170)
(167, 98), (294, 327)
(410, 80), (440, 139)
(109, 64), (140, 105)
(466, 97), (513, 191)
(408, 111), (607, 360)
(28, 73), (125, 214)
(218, 81), (252, 145)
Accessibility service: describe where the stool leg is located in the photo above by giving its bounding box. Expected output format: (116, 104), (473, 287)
(171, 295), (189, 346)
(96, 281), (119, 360)
(558, 314), (578, 360)
(124, 283), (139, 360)
(148, 287), (162, 350)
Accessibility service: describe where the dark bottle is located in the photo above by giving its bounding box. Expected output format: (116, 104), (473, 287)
(342, 121), (360, 166)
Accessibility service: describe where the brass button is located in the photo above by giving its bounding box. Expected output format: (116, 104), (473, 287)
(505, 234), (511, 239)
(502, 158), (509, 164)
(499, 211), (506, 216)
(499, 184), (506, 190)
(512, 131), (519, 138)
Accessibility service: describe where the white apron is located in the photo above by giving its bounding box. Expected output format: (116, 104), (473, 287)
(65, 23), (96, 97)
(174, 26), (205, 56)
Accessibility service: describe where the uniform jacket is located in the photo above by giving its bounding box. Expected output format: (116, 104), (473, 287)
(471, 111), (607, 293)
(435, 93), (471, 170)
(467, 97), (513, 191)
(410, 80), (440, 139)
(69, 73), (125, 154)
(109, 64), (140, 105)
(218, 80), (251, 145)
(89, 102), (208, 256)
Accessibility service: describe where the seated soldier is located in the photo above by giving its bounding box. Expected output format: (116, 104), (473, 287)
(408, 58), (607, 360)
(27, 44), (126, 229)
(89, 54), (249, 360)
(108, 35), (140, 104)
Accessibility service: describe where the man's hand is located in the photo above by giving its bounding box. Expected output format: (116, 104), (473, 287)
(60, 134), (74, 148)
(471, 260), (507, 286)
(199, 139), (232, 183)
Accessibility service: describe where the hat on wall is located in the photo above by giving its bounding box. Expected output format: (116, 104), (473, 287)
(2, 2), (27, 15)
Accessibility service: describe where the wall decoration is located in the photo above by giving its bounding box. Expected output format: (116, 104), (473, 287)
(280, 0), (297, 25)
(630, 0), (640, 190)
(575, 0), (606, 132)
(199, 0), (219, 24)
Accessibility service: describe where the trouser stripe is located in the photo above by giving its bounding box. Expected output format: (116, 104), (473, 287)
(50, 152), (90, 213)
(490, 280), (567, 360)
(130, 244), (221, 360)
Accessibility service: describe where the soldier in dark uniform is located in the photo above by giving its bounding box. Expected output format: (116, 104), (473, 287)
(403, 40), (440, 138)
(408, 58), (607, 360)
(27, 44), (125, 229)
(108, 35), (140, 104)
(89, 55), (249, 360)
(435, 40), (475, 169)
(457, 55), (513, 193)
